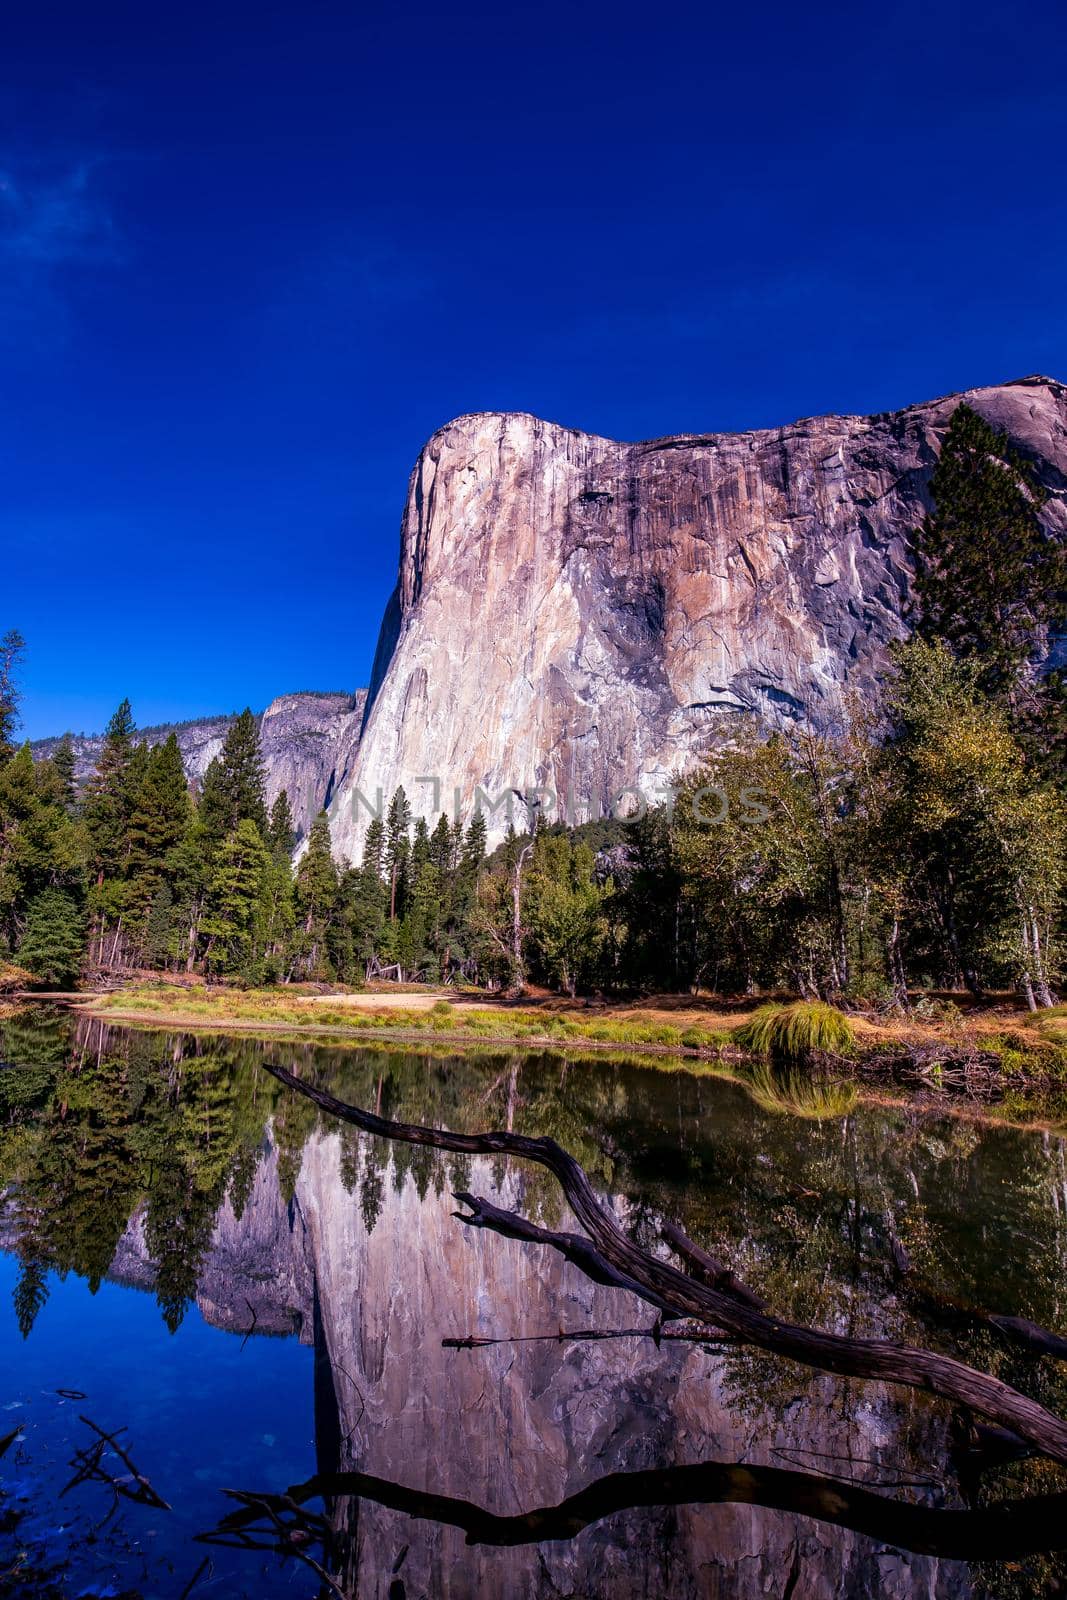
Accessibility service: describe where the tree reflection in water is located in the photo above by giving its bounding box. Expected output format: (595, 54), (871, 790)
(2, 1008), (1067, 1599)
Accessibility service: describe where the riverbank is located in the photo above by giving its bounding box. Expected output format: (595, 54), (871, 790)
(5, 982), (1067, 1130)
(41, 980), (1064, 1089)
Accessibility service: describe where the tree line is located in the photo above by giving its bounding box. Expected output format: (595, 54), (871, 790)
(0, 403), (1063, 1004)
(0, 667), (501, 988)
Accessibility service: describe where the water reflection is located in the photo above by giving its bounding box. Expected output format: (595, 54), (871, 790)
(1, 1009), (1066, 1598)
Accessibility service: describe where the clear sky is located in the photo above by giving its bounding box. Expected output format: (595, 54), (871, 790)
(4, 0), (1066, 740)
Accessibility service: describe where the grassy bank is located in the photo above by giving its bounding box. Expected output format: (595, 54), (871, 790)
(71, 982), (1067, 1087)
(85, 984), (735, 1054)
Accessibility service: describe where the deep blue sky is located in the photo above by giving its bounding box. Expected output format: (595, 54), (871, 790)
(4, 0), (1066, 739)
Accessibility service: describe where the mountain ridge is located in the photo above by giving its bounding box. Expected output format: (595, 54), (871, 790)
(328, 374), (1067, 856)
(31, 375), (1067, 859)
(32, 689), (367, 843)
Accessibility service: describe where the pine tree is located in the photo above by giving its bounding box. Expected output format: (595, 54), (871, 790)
(363, 815), (385, 879)
(259, 849), (295, 979)
(0, 744), (85, 959)
(401, 816), (441, 975)
(337, 817), (386, 977)
(126, 735), (190, 929)
(143, 883), (176, 967)
(50, 735), (77, 811)
(912, 404), (1065, 695)
(430, 812), (454, 878)
(293, 811), (339, 978)
(198, 709), (267, 845)
(462, 809), (487, 874)
(385, 787), (411, 921)
(169, 814), (213, 973)
(201, 819), (271, 975)
(13, 1255), (48, 1338)
(18, 888), (86, 987)
(267, 790), (295, 856)
(83, 699), (136, 884)
(448, 809), (486, 964)
(0, 629), (25, 759)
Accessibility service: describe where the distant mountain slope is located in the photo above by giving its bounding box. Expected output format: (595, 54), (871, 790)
(32, 689), (366, 842)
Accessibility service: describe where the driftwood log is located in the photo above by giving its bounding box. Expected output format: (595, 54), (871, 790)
(205, 1463), (1067, 1562)
(260, 1061), (1067, 1466)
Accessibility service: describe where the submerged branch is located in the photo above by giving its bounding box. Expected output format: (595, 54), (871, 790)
(61, 1415), (171, 1511)
(443, 1321), (736, 1351)
(203, 1460), (1067, 1562)
(259, 1060), (1067, 1466)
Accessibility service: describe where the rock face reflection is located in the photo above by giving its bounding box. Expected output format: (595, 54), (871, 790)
(7, 1021), (1067, 1597)
(291, 1133), (967, 1599)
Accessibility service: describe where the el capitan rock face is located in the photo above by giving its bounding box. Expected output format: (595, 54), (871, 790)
(32, 377), (1067, 860)
(331, 375), (1067, 855)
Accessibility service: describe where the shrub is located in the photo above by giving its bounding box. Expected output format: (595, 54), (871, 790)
(734, 1000), (855, 1064)
(912, 996), (963, 1025)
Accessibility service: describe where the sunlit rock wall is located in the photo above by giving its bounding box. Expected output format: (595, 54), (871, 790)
(332, 375), (1067, 854)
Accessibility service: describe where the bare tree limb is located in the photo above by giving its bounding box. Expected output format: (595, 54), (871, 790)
(203, 1460), (1067, 1562)
(259, 1060), (1067, 1465)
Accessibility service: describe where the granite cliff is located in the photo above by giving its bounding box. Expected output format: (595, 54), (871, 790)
(331, 374), (1067, 855)
(32, 377), (1067, 860)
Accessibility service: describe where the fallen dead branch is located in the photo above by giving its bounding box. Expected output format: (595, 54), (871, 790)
(202, 1460), (1067, 1562)
(62, 1415), (171, 1511)
(259, 1059), (1067, 1465)
(443, 1319), (736, 1350)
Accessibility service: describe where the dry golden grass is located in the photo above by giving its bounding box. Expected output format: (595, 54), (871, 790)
(78, 980), (1063, 1077)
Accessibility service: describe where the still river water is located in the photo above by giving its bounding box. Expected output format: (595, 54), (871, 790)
(1, 1009), (1065, 1599)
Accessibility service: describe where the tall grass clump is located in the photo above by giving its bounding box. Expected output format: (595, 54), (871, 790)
(734, 1000), (855, 1065)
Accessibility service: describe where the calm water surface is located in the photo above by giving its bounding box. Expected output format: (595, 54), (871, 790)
(1, 1010), (1065, 1599)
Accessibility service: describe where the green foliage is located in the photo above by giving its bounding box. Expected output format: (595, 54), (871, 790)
(201, 818), (272, 975)
(734, 1000), (856, 1064)
(125, 733), (190, 921)
(912, 403), (1064, 693)
(17, 889), (85, 986)
(292, 810), (338, 978)
(198, 708), (267, 843)
(0, 628), (26, 758)
(83, 698), (136, 884)
(267, 789), (295, 854)
(885, 639), (1064, 1005)
(522, 830), (613, 996)
(385, 785), (412, 921)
